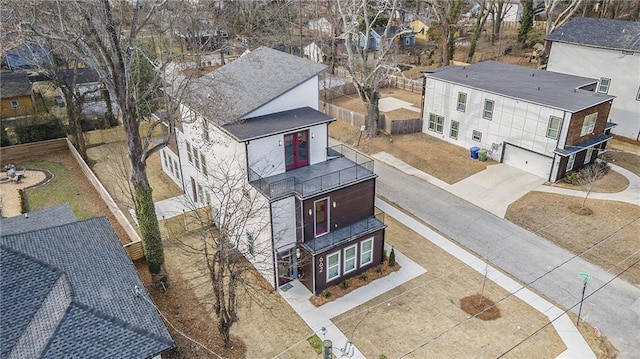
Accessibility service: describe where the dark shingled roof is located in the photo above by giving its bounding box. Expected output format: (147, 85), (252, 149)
(546, 17), (640, 52)
(425, 61), (615, 112)
(55, 68), (101, 86)
(1, 216), (174, 358)
(223, 106), (334, 141)
(184, 46), (326, 125)
(0, 71), (33, 98)
(0, 204), (76, 236)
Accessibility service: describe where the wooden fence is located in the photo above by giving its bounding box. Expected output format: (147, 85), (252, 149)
(159, 205), (213, 239)
(388, 118), (423, 135)
(0, 138), (68, 164)
(321, 101), (423, 135)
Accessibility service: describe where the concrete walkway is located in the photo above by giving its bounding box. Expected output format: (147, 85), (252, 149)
(279, 246), (426, 358)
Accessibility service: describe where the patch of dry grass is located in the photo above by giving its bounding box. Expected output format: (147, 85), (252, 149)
(506, 192), (640, 286)
(329, 120), (492, 184)
(547, 169), (629, 193)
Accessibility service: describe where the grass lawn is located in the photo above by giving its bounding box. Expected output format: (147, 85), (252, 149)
(22, 160), (96, 220)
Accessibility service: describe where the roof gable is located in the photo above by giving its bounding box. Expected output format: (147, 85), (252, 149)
(426, 61), (615, 112)
(55, 68), (101, 86)
(0, 71), (33, 99)
(184, 46), (326, 124)
(546, 17), (640, 52)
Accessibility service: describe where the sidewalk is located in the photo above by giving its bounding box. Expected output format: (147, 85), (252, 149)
(279, 246), (426, 358)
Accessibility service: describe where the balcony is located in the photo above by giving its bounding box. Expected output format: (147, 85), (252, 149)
(303, 211), (386, 254)
(249, 144), (375, 200)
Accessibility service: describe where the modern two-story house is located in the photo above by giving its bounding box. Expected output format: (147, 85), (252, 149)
(161, 47), (385, 294)
(422, 61), (615, 181)
(546, 17), (640, 140)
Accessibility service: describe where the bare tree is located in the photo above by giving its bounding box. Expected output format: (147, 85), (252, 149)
(467, 0), (489, 63)
(20, 0), (189, 287)
(336, 0), (405, 138)
(489, 0), (513, 45)
(576, 161), (609, 212)
(426, 0), (462, 66)
(543, 0), (584, 36)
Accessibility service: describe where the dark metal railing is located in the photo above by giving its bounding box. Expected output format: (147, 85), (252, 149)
(303, 211), (386, 254)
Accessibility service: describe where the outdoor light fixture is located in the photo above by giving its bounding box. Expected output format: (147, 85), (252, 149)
(308, 209), (313, 216)
(296, 247), (301, 259)
(311, 133), (315, 138)
(278, 140), (282, 146)
(332, 201), (336, 208)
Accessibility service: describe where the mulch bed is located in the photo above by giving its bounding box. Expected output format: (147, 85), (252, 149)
(460, 294), (501, 321)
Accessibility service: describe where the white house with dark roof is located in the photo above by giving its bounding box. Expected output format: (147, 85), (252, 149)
(162, 47), (386, 294)
(0, 205), (174, 358)
(422, 61), (615, 181)
(546, 17), (640, 140)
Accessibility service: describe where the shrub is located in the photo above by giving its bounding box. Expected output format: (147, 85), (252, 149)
(341, 279), (350, 289)
(389, 248), (396, 267)
(379, 355), (388, 359)
(19, 189), (29, 214)
(323, 289), (331, 298)
(382, 249), (387, 260)
(360, 273), (368, 281)
(14, 114), (67, 144)
(376, 265), (383, 273)
(564, 171), (580, 184)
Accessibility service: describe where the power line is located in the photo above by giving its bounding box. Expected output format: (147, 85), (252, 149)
(496, 256), (640, 358)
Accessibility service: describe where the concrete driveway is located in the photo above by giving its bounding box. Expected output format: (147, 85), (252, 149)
(449, 163), (546, 218)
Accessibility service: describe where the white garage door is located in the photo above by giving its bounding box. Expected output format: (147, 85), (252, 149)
(502, 144), (553, 179)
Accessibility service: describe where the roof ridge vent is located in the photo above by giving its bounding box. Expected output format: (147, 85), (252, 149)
(531, 73), (535, 77)
(537, 86), (540, 91)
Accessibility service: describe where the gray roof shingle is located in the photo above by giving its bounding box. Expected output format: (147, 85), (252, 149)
(425, 61), (615, 112)
(1, 215), (174, 358)
(184, 46), (326, 125)
(0, 71), (33, 98)
(546, 17), (640, 52)
(0, 204), (77, 236)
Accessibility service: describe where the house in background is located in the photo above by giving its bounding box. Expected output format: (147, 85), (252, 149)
(161, 47), (386, 294)
(408, 19), (429, 41)
(0, 204), (174, 358)
(303, 40), (328, 64)
(1, 42), (53, 70)
(308, 17), (333, 37)
(546, 17), (640, 140)
(360, 26), (415, 51)
(0, 71), (36, 119)
(422, 61), (615, 182)
(55, 67), (109, 117)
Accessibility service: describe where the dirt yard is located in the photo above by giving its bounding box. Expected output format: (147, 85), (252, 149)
(329, 120), (492, 184)
(0, 169), (47, 217)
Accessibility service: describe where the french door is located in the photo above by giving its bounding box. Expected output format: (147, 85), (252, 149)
(285, 130), (309, 170)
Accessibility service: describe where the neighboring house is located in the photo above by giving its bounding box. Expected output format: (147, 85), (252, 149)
(161, 47), (386, 294)
(0, 71), (36, 119)
(408, 19), (429, 41)
(308, 17), (333, 37)
(303, 40), (328, 63)
(1, 42), (53, 70)
(360, 26), (415, 51)
(422, 61), (615, 181)
(0, 205), (174, 358)
(55, 68), (103, 102)
(546, 17), (640, 140)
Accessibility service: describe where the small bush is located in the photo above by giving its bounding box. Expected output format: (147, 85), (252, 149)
(14, 114), (67, 144)
(382, 249), (387, 260)
(19, 189), (29, 214)
(564, 171), (580, 184)
(307, 334), (323, 354)
(379, 355), (388, 359)
(341, 279), (350, 289)
(360, 273), (368, 281)
(389, 248), (396, 267)
(323, 289), (331, 298)
(376, 265), (383, 273)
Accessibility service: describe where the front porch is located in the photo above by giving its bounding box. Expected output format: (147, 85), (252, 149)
(302, 212), (386, 254)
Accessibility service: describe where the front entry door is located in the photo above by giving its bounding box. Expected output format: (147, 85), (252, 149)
(277, 249), (296, 286)
(285, 130), (309, 170)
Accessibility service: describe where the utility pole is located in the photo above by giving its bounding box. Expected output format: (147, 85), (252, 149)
(577, 272), (591, 325)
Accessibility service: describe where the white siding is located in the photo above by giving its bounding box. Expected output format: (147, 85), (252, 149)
(422, 78), (564, 161)
(272, 196), (296, 252)
(548, 42), (640, 139)
(245, 77), (320, 118)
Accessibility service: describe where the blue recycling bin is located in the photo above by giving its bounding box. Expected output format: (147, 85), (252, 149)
(470, 146), (480, 159)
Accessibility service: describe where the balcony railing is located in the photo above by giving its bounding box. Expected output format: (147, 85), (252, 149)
(303, 211), (386, 254)
(249, 145), (375, 200)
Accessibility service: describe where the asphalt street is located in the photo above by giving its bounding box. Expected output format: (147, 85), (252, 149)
(374, 161), (640, 358)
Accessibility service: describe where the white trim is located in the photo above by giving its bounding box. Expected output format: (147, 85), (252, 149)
(313, 197), (330, 237)
(567, 153), (576, 171)
(343, 244), (357, 274)
(326, 251), (340, 282)
(360, 237), (373, 266)
(584, 147), (594, 164)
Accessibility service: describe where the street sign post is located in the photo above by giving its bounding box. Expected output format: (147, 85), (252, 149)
(577, 272), (591, 325)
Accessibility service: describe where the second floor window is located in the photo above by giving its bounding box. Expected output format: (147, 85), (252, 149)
(186, 142), (193, 164)
(428, 113), (444, 134)
(546, 116), (561, 139)
(580, 113), (598, 136)
(456, 92), (467, 112)
(483, 100), (494, 120)
(10, 100), (19, 109)
(200, 153), (208, 177)
(597, 78), (611, 94)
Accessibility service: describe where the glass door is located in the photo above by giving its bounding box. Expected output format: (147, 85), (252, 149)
(285, 130), (309, 170)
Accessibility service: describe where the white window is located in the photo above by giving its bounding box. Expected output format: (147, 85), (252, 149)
(449, 121), (459, 139)
(472, 130), (482, 142)
(584, 148), (594, 164)
(456, 92), (467, 112)
(200, 153), (208, 177)
(173, 159), (180, 179)
(597, 78), (611, 94)
(10, 100), (19, 109)
(327, 251), (340, 282)
(581, 113), (598, 136)
(428, 113), (444, 134)
(205, 190), (211, 204)
(344, 245), (357, 274)
(193, 146), (200, 169)
(161, 151), (167, 168)
(186, 142), (193, 164)
(483, 100), (494, 120)
(546, 116), (561, 139)
(197, 183), (204, 203)
(636, 86), (640, 101)
(360, 238), (373, 266)
(567, 154), (576, 171)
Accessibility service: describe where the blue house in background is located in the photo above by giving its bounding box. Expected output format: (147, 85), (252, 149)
(359, 26), (415, 51)
(2, 43), (53, 70)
